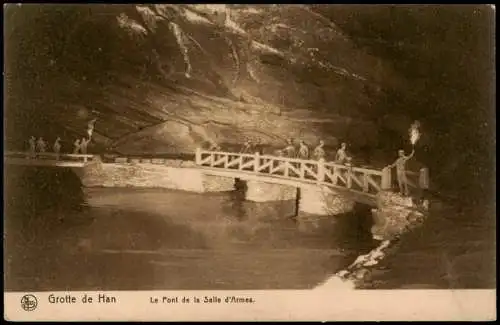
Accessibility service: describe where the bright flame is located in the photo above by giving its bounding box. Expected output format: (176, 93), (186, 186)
(409, 120), (421, 145)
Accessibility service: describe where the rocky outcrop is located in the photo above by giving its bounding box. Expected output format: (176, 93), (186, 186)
(371, 191), (428, 241)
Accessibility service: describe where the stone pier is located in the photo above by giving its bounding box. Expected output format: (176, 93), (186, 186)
(79, 162), (235, 193)
(201, 174), (235, 192)
(298, 185), (355, 216)
(245, 180), (297, 202)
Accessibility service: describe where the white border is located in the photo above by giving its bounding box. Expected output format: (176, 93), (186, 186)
(4, 290), (497, 321)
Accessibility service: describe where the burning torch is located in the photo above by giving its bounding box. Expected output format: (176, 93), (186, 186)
(409, 120), (421, 148)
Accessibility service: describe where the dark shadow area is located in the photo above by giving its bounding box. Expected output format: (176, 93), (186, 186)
(4, 165), (87, 219)
(368, 203), (496, 289)
(4, 207), (211, 291)
(227, 178), (247, 221)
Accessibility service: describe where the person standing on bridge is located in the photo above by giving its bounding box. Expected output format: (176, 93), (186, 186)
(335, 142), (350, 164)
(313, 140), (325, 160)
(297, 140), (309, 159)
(73, 139), (81, 154)
(283, 138), (296, 158)
(387, 149), (415, 196)
(36, 137), (47, 154)
(240, 140), (252, 153)
(80, 137), (91, 154)
(28, 136), (36, 158)
(53, 137), (62, 160)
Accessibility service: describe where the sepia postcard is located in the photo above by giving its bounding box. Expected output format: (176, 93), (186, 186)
(3, 3), (496, 321)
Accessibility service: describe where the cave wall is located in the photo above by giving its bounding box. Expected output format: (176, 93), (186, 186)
(4, 4), (495, 202)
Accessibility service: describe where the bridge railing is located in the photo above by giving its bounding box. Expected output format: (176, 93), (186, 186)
(4, 151), (96, 163)
(195, 148), (429, 196)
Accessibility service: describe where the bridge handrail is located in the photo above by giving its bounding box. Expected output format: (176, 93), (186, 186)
(199, 150), (257, 159)
(195, 148), (429, 195)
(323, 161), (384, 177)
(199, 149), (327, 166)
(198, 149), (383, 175)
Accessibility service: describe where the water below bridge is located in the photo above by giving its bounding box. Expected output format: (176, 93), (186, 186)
(4, 166), (495, 291)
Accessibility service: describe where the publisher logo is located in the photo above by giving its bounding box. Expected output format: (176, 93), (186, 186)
(21, 294), (38, 311)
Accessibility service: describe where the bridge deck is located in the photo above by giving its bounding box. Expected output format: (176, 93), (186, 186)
(199, 166), (378, 206)
(4, 152), (96, 168)
(4, 157), (88, 168)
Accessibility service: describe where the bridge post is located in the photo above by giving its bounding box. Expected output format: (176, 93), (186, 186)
(419, 167), (429, 189)
(381, 167), (392, 190)
(83, 156), (88, 163)
(317, 158), (325, 184)
(363, 173), (369, 192)
(346, 166), (352, 189)
(254, 152), (260, 172)
(195, 148), (202, 165)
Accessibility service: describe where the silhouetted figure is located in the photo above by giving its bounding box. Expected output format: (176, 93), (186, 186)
(313, 140), (325, 160)
(388, 149), (415, 196)
(241, 140), (252, 153)
(36, 137), (47, 153)
(87, 118), (97, 139)
(53, 137), (62, 159)
(283, 138), (295, 158)
(80, 137), (90, 154)
(335, 142), (349, 164)
(297, 140), (309, 159)
(208, 142), (221, 151)
(28, 136), (36, 158)
(73, 139), (81, 154)
(275, 149), (286, 173)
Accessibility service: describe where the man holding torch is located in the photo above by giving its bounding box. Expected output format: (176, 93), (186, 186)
(388, 148), (415, 196)
(387, 121), (420, 196)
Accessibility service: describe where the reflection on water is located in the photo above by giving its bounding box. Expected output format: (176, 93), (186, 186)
(4, 166), (495, 291)
(4, 166), (376, 291)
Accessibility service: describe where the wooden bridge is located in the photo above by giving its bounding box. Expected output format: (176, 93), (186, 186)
(195, 148), (429, 204)
(4, 149), (429, 207)
(4, 151), (97, 168)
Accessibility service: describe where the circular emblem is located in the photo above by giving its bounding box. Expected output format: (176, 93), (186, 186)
(21, 294), (38, 311)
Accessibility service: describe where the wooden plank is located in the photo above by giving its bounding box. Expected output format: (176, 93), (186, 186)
(363, 173), (369, 192)
(200, 155), (212, 165)
(303, 164), (318, 179)
(270, 163), (285, 174)
(213, 155), (228, 166)
(257, 159), (273, 172)
(366, 175), (381, 192)
(226, 156), (242, 168)
(286, 162), (301, 177)
(336, 171), (347, 186)
(350, 172), (365, 189)
(240, 158), (256, 170)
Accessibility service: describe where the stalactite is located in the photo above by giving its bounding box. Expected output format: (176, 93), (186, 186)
(168, 21), (192, 79)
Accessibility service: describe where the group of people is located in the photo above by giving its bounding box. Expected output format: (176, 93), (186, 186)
(27, 136), (52, 157)
(240, 138), (352, 165)
(73, 137), (91, 154)
(27, 136), (92, 158)
(238, 137), (416, 197)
